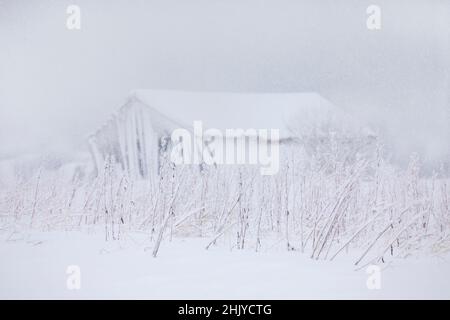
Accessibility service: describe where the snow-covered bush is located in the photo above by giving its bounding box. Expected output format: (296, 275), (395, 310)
(0, 133), (449, 267)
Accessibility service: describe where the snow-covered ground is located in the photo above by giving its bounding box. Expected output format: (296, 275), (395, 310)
(1, 231), (449, 299)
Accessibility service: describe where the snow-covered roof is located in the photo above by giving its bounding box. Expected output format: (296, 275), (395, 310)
(127, 89), (345, 139)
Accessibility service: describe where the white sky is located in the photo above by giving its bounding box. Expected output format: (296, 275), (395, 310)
(0, 0), (449, 163)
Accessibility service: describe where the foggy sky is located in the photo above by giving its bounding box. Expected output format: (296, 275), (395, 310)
(0, 0), (449, 164)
